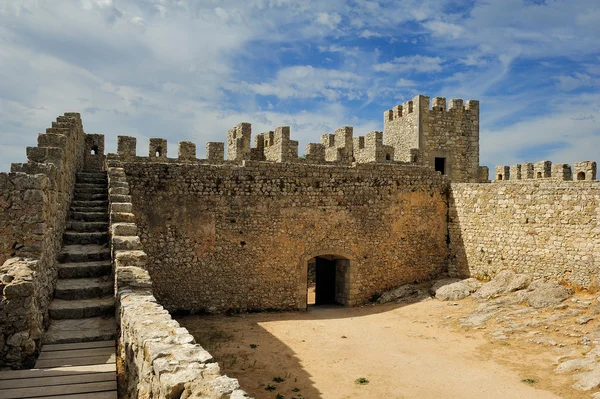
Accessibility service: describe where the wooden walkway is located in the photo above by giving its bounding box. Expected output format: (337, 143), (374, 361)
(0, 340), (117, 399)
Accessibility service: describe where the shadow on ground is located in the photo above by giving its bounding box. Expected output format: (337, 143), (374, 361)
(177, 300), (419, 399)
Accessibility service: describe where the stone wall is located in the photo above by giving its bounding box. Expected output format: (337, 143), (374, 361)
(383, 95), (480, 182)
(449, 181), (600, 288)
(106, 157), (251, 399)
(122, 159), (449, 313)
(0, 113), (88, 368)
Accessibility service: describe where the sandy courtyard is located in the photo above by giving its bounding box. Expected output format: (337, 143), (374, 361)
(177, 294), (599, 399)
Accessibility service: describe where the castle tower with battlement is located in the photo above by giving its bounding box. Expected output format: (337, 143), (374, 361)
(383, 95), (482, 183)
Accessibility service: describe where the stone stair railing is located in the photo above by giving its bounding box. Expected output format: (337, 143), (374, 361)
(106, 155), (251, 399)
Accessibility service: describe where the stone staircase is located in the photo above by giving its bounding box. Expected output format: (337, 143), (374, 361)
(43, 170), (116, 344)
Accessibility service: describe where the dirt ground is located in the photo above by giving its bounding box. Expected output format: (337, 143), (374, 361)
(178, 292), (600, 399)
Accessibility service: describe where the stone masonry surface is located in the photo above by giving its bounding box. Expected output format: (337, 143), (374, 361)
(1, 93), (600, 399)
(384, 95), (480, 182)
(0, 113), (90, 369)
(107, 157), (251, 399)
(123, 160), (449, 312)
(449, 181), (600, 288)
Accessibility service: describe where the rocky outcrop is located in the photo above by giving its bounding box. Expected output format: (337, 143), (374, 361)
(473, 270), (531, 300)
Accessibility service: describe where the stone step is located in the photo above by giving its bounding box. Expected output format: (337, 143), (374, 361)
(43, 317), (117, 344)
(71, 206), (108, 213)
(77, 171), (107, 178)
(64, 231), (109, 245)
(49, 297), (115, 319)
(70, 211), (109, 222)
(76, 182), (108, 187)
(58, 260), (112, 279)
(74, 186), (108, 194)
(54, 277), (113, 300)
(58, 244), (110, 263)
(76, 176), (108, 184)
(67, 221), (109, 233)
(73, 192), (108, 201)
(71, 200), (109, 208)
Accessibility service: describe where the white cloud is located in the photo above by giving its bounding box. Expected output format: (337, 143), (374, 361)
(374, 55), (444, 73)
(422, 20), (464, 39)
(360, 29), (382, 39)
(316, 12), (342, 29)
(231, 66), (364, 101)
(479, 93), (600, 168)
(555, 73), (597, 91)
(395, 78), (416, 87)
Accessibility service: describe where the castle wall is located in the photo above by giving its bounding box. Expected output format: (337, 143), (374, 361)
(0, 114), (88, 368)
(449, 182), (600, 288)
(383, 100), (419, 162)
(384, 96), (480, 182)
(106, 157), (250, 399)
(122, 160), (449, 312)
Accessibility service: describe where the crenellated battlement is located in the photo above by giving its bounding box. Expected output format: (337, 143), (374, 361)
(494, 160), (597, 182)
(383, 94), (480, 182)
(384, 95), (479, 123)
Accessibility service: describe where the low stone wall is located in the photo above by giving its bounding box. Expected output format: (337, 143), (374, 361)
(0, 114), (88, 369)
(123, 159), (449, 313)
(107, 156), (251, 399)
(0, 258), (44, 368)
(449, 181), (600, 288)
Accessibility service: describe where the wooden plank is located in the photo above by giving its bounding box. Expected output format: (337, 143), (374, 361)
(0, 381), (116, 399)
(34, 354), (116, 369)
(42, 341), (115, 352)
(0, 364), (115, 380)
(37, 347), (114, 361)
(29, 392), (117, 399)
(0, 372), (114, 389)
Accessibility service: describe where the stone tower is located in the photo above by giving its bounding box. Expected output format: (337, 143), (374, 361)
(383, 94), (481, 183)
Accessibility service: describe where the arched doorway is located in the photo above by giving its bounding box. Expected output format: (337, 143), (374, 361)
(305, 255), (351, 307)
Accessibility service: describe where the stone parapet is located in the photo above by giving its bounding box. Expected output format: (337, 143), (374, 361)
(0, 113), (86, 368)
(106, 155), (251, 399)
(449, 181), (600, 289)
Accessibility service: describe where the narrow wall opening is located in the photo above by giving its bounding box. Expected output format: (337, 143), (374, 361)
(577, 172), (586, 181)
(434, 157), (446, 175)
(306, 255), (350, 307)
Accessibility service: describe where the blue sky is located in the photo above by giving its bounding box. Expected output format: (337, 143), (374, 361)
(0, 0), (599, 171)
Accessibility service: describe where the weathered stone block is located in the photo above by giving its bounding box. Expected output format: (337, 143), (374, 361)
(118, 136), (137, 157)
(178, 142), (196, 161)
(149, 138), (167, 159)
(206, 142), (224, 162)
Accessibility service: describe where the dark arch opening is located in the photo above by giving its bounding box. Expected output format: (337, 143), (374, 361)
(497, 174), (503, 181)
(91, 145), (99, 155)
(155, 147), (162, 157)
(307, 255), (350, 307)
(385, 153), (391, 161)
(537, 171), (542, 178)
(577, 171), (586, 181)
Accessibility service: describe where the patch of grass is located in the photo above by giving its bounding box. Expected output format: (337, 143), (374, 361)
(522, 378), (536, 385)
(292, 387), (301, 392)
(264, 384), (276, 391)
(355, 377), (370, 385)
(276, 394), (284, 399)
(249, 344), (258, 349)
(273, 376), (285, 383)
